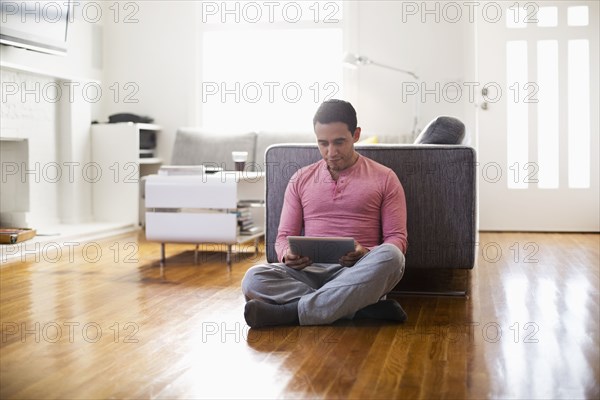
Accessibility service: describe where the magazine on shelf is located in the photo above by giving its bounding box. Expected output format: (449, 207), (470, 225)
(158, 165), (224, 176)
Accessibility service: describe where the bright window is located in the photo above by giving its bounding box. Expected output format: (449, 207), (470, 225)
(568, 6), (589, 26)
(537, 7), (558, 27)
(537, 40), (559, 188)
(506, 40), (529, 189)
(199, 1), (344, 132)
(568, 39), (590, 188)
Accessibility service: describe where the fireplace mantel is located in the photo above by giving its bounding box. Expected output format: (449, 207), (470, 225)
(0, 65), (137, 263)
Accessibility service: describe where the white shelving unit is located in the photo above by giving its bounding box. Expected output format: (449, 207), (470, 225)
(91, 123), (162, 227)
(145, 171), (265, 266)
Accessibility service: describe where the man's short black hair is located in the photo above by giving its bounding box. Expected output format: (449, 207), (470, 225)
(313, 99), (358, 134)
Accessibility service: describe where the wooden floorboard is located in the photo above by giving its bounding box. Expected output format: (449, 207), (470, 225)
(1, 231), (598, 399)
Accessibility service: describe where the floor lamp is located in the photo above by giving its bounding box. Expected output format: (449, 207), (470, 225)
(343, 53), (421, 137)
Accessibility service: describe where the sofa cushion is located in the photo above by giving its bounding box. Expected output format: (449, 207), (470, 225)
(414, 116), (465, 144)
(171, 128), (256, 171)
(255, 131), (315, 169)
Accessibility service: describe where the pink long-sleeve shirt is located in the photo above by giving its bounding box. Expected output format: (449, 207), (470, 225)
(275, 154), (408, 262)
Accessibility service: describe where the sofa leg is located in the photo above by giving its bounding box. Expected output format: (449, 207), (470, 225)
(194, 244), (199, 264)
(390, 289), (467, 297)
(390, 268), (470, 297)
(226, 244), (232, 269)
(160, 243), (165, 265)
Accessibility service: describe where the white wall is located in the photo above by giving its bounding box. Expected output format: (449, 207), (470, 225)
(0, 1), (102, 227)
(100, 1), (198, 163)
(346, 1), (474, 140)
(100, 1), (475, 155)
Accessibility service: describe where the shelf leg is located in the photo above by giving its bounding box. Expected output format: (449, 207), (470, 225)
(227, 244), (232, 269)
(160, 243), (165, 265)
(194, 244), (199, 264)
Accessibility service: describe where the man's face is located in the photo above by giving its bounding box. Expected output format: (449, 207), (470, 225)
(315, 122), (361, 173)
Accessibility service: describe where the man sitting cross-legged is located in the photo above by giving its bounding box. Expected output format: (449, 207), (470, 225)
(242, 99), (408, 328)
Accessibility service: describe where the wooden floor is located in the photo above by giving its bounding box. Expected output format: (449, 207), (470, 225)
(1, 232), (598, 399)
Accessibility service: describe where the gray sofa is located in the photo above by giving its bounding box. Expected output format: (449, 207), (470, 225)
(171, 128), (317, 171)
(264, 144), (477, 271)
(167, 117), (476, 276)
(170, 116), (466, 170)
(169, 128), (403, 170)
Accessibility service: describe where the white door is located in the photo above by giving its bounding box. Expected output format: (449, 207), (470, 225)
(476, 1), (599, 231)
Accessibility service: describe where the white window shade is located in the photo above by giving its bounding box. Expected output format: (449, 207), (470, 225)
(201, 29), (343, 132)
(199, 1), (344, 132)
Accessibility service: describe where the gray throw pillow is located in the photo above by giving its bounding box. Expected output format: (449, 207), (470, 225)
(414, 116), (465, 144)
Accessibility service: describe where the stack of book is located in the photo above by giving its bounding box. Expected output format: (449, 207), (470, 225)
(236, 206), (260, 236)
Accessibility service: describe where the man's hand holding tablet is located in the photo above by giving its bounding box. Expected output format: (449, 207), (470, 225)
(285, 237), (369, 270)
(283, 252), (313, 270)
(338, 241), (370, 267)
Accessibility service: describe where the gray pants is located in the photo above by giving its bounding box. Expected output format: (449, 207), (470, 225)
(241, 243), (405, 325)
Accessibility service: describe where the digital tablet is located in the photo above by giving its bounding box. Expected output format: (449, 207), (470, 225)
(287, 236), (355, 264)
